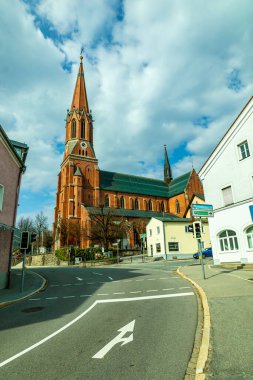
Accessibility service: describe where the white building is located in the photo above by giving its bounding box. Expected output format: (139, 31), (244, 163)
(199, 97), (253, 264)
(146, 216), (210, 259)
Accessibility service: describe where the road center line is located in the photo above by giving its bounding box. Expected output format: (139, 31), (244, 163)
(0, 292), (194, 368)
(46, 297), (58, 300)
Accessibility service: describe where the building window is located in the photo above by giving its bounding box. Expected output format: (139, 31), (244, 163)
(176, 199), (180, 214)
(156, 243), (161, 252)
(130, 198), (134, 209)
(218, 230), (239, 252)
(81, 119), (85, 139)
(149, 229), (152, 237)
(246, 225), (253, 249)
(150, 245), (153, 256)
(168, 242), (179, 251)
(161, 201), (165, 212)
(238, 140), (250, 160)
(222, 186), (233, 206)
(71, 119), (76, 138)
(148, 199), (152, 211)
(135, 198), (139, 210)
(120, 196), (125, 209)
(157, 226), (160, 234)
(0, 184), (4, 211)
(104, 195), (109, 207)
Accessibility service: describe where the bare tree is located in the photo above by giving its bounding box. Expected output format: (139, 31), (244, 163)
(85, 206), (126, 251)
(17, 217), (34, 232)
(34, 212), (48, 249)
(60, 218), (80, 247)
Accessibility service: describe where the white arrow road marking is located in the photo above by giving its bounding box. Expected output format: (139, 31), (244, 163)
(92, 320), (135, 359)
(0, 292), (194, 368)
(76, 277), (83, 281)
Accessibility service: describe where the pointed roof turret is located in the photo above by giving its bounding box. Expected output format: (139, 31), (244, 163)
(164, 145), (173, 183)
(70, 52), (89, 113)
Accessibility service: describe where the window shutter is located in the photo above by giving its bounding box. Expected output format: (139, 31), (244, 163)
(222, 186), (233, 206)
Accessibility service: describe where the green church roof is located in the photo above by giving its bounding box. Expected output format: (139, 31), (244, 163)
(168, 171), (192, 197)
(100, 170), (170, 197)
(100, 169), (192, 200)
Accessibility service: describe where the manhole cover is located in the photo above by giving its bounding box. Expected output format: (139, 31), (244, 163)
(21, 307), (44, 313)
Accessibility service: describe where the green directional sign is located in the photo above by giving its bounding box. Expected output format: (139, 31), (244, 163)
(192, 210), (214, 217)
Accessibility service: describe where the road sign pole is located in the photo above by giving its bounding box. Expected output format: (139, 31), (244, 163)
(21, 249), (27, 292)
(198, 217), (206, 279)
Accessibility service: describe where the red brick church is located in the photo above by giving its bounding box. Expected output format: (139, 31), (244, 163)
(53, 54), (204, 249)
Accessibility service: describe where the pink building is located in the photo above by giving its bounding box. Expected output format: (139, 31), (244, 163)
(0, 125), (28, 289)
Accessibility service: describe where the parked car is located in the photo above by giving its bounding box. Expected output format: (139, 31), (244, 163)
(193, 247), (213, 259)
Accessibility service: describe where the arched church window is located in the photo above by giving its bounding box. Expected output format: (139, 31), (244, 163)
(135, 198), (139, 210)
(120, 196), (125, 209)
(176, 199), (180, 214)
(71, 119), (76, 138)
(81, 119), (85, 139)
(148, 199), (152, 211)
(104, 194), (109, 207)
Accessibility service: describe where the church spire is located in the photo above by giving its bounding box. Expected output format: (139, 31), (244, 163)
(70, 52), (89, 113)
(164, 145), (173, 183)
(65, 51), (94, 148)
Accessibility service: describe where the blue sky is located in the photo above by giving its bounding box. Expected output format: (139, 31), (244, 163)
(1, 0), (253, 227)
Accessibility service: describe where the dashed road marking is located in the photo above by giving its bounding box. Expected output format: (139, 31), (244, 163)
(63, 284), (72, 287)
(136, 279), (144, 282)
(147, 290), (158, 292)
(46, 297), (58, 300)
(179, 286), (191, 289)
(29, 298), (41, 301)
(147, 278), (156, 281)
(162, 288), (174, 291)
(80, 294), (92, 297)
(130, 291), (142, 294)
(113, 292), (125, 295)
(63, 296), (75, 299)
(93, 272), (103, 276)
(97, 293), (109, 296)
(50, 284), (59, 287)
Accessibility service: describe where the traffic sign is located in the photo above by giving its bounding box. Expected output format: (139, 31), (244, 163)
(192, 210), (214, 217)
(191, 203), (213, 210)
(192, 203), (214, 217)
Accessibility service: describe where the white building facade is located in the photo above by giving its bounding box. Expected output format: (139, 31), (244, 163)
(199, 97), (253, 264)
(146, 217), (210, 259)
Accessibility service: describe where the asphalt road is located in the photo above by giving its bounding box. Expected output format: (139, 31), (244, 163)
(0, 262), (198, 380)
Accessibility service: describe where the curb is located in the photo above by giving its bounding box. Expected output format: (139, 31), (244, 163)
(0, 271), (47, 309)
(176, 267), (210, 380)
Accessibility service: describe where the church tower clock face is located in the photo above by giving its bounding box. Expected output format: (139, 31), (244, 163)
(80, 141), (87, 149)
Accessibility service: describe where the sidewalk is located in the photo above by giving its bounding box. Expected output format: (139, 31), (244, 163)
(180, 262), (253, 380)
(0, 268), (46, 308)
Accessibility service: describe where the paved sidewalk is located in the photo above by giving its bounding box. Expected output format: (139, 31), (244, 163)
(0, 268), (46, 308)
(181, 263), (253, 380)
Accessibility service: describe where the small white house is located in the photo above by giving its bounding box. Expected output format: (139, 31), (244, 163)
(146, 216), (210, 259)
(199, 97), (253, 264)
